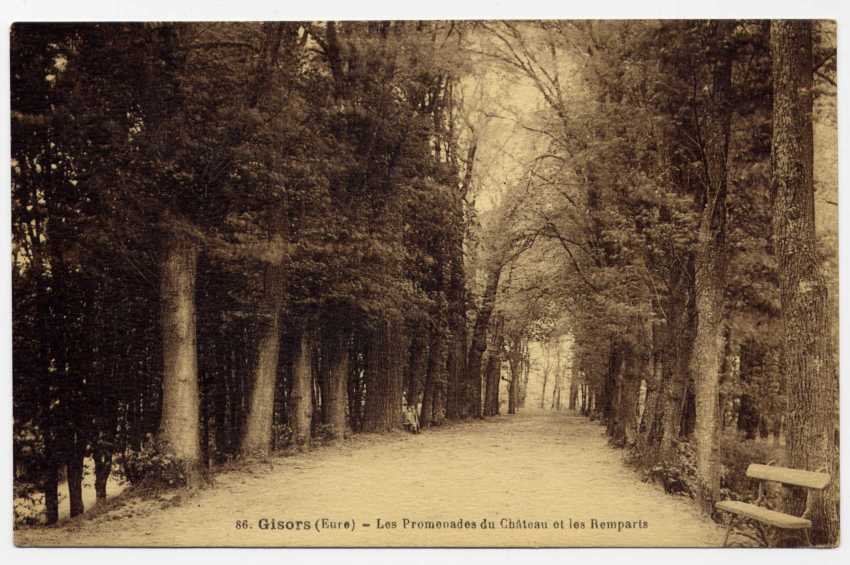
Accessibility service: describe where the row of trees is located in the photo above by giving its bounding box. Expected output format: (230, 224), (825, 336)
(12, 21), (839, 547)
(12, 21), (537, 525)
(465, 20), (837, 545)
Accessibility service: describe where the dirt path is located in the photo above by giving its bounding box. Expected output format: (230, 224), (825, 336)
(15, 411), (723, 547)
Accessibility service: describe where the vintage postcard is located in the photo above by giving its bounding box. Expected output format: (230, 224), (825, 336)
(9, 15), (839, 549)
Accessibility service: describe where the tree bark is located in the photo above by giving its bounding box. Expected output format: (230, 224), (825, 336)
(540, 368), (549, 409)
(43, 461), (59, 525)
(241, 264), (283, 455)
(568, 367), (578, 412)
(289, 328), (314, 449)
(158, 235), (202, 481)
(483, 351), (501, 417)
(404, 328), (426, 409)
(604, 342), (623, 441)
(507, 343), (522, 415)
(364, 321), (404, 432)
(639, 323), (665, 453)
(322, 328), (350, 440)
(445, 332), (465, 419)
(691, 20), (734, 513)
(620, 344), (642, 447)
(66, 452), (84, 517)
(420, 325), (442, 428)
(94, 449), (111, 501)
(466, 265), (501, 418)
(771, 20), (839, 546)
(659, 264), (695, 457)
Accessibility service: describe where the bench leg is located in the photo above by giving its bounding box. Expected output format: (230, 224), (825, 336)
(722, 516), (737, 548)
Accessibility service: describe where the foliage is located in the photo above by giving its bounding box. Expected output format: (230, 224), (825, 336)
(718, 433), (786, 503)
(639, 440), (697, 498)
(118, 437), (192, 489)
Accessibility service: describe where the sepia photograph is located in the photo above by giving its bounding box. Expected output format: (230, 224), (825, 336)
(6, 6), (842, 552)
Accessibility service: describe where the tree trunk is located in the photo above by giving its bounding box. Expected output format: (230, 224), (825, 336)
(540, 370), (549, 410)
(364, 321), (404, 432)
(443, 250), (466, 421)
(94, 449), (111, 501)
(466, 265), (501, 418)
(404, 328), (425, 409)
(483, 351), (501, 417)
(432, 372), (447, 426)
(322, 328), (350, 440)
(43, 461), (59, 525)
(691, 20), (734, 513)
(551, 373), (562, 411)
(659, 265), (695, 457)
(621, 344), (642, 447)
(639, 324), (665, 452)
(568, 375), (578, 411)
(241, 264), (283, 455)
(604, 342), (623, 441)
(158, 235), (202, 481)
(771, 20), (839, 546)
(519, 345), (530, 408)
(66, 452), (84, 518)
(289, 328), (314, 449)
(445, 334), (465, 420)
(508, 348), (521, 415)
(420, 326), (442, 428)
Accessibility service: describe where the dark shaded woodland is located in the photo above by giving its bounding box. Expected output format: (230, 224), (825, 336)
(11, 20), (838, 546)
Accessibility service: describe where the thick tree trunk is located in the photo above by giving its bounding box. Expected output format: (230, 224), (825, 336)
(432, 372), (447, 426)
(364, 321), (404, 432)
(604, 342), (623, 441)
(241, 265), (283, 455)
(508, 375), (517, 414)
(519, 347), (530, 408)
(431, 334), (447, 428)
(447, 141), (473, 419)
(66, 452), (84, 517)
(659, 266), (695, 457)
(621, 344), (642, 447)
(43, 461), (59, 525)
(484, 321), (504, 417)
(445, 333), (465, 420)
(691, 20), (734, 513)
(94, 449), (111, 501)
(639, 324), (665, 453)
(483, 351), (501, 417)
(466, 265), (501, 418)
(445, 284), (467, 421)
(420, 326), (442, 428)
(158, 236), (202, 481)
(322, 328), (350, 440)
(771, 20), (839, 546)
(289, 329), (314, 449)
(404, 328), (426, 409)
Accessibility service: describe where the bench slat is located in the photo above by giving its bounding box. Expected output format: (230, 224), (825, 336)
(746, 464), (831, 490)
(716, 500), (812, 530)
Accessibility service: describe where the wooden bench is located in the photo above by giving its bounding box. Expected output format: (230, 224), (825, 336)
(716, 463), (830, 547)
